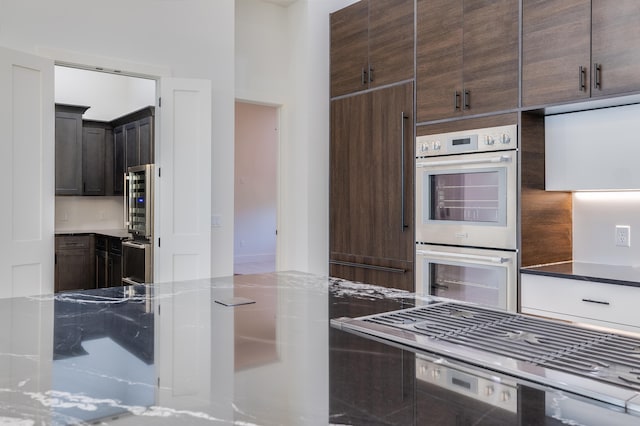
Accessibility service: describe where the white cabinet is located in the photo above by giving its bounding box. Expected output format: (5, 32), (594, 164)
(545, 103), (640, 191)
(521, 273), (640, 333)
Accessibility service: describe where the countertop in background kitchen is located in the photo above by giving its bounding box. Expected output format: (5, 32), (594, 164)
(0, 271), (635, 425)
(54, 228), (131, 239)
(521, 261), (640, 287)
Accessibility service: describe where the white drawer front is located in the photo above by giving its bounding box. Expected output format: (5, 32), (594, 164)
(521, 273), (640, 329)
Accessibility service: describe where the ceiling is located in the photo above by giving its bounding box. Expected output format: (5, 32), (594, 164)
(261, 0), (297, 6)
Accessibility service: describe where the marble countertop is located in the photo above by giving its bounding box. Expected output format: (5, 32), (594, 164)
(521, 261), (640, 287)
(0, 271), (636, 425)
(55, 228), (131, 239)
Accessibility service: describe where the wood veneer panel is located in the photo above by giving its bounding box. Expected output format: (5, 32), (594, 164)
(520, 113), (572, 267)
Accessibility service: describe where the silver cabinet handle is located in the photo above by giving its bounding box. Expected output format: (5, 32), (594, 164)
(417, 154), (511, 168)
(417, 249), (510, 264)
(593, 63), (602, 90)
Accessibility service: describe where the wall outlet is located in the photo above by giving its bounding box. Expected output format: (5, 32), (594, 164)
(615, 225), (631, 247)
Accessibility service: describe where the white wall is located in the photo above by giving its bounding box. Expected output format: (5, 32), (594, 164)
(235, 0), (355, 275)
(234, 102), (277, 264)
(55, 197), (124, 231)
(0, 0), (235, 277)
(55, 66), (155, 121)
(573, 192), (640, 266)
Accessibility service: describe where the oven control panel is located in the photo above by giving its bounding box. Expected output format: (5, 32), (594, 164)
(417, 124), (517, 157)
(416, 357), (518, 413)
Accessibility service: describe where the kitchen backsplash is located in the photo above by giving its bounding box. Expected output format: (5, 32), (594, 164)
(55, 196), (124, 231)
(573, 192), (640, 266)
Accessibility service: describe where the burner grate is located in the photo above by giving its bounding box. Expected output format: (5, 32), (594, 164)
(362, 302), (640, 391)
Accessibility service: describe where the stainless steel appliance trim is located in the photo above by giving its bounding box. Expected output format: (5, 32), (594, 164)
(416, 154), (511, 168)
(122, 240), (153, 284)
(417, 249), (511, 264)
(331, 302), (640, 411)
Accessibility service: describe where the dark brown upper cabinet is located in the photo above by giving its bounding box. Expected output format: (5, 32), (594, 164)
(330, 0), (414, 98)
(523, 0), (640, 107)
(55, 105), (89, 195)
(82, 121), (110, 196)
(416, 0), (519, 123)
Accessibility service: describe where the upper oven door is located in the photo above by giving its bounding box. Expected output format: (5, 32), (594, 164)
(416, 150), (517, 249)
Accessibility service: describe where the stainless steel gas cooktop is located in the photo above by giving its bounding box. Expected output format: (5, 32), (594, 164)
(331, 301), (640, 414)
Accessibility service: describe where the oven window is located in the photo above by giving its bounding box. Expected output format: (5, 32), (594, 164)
(123, 245), (148, 283)
(427, 169), (505, 224)
(430, 263), (504, 307)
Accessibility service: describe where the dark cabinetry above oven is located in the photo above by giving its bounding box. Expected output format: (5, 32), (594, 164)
(55, 104), (154, 197)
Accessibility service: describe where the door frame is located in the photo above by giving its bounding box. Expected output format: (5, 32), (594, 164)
(234, 98), (283, 273)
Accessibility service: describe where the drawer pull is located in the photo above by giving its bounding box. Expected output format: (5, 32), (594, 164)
(581, 298), (610, 306)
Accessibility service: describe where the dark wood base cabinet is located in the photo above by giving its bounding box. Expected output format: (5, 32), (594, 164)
(329, 82), (414, 292)
(55, 235), (95, 293)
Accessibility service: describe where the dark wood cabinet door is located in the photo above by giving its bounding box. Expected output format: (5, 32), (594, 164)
(113, 126), (125, 195)
(522, 0), (591, 106)
(416, 0), (463, 122)
(125, 121), (139, 168)
(462, 0), (519, 115)
(55, 107), (85, 195)
(369, 82), (414, 262)
(109, 254), (122, 287)
(55, 236), (93, 293)
(104, 128), (114, 196)
(591, 0), (640, 97)
(368, 0), (414, 89)
(138, 116), (154, 165)
(330, 93), (369, 256)
(330, 0), (369, 98)
(329, 83), (414, 291)
(82, 125), (106, 196)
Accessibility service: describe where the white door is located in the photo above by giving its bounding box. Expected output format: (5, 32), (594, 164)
(0, 46), (55, 298)
(156, 78), (212, 283)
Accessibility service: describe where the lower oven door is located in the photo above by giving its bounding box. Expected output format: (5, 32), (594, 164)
(416, 244), (517, 311)
(122, 240), (153, 285)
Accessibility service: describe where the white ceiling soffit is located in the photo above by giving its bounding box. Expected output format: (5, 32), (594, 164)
(262, 0), (298, 7)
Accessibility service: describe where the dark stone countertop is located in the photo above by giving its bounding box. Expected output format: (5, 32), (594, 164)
(521, 261), (640, 287)
(0, 271), (636, 425)
(55, 228), (131, 239)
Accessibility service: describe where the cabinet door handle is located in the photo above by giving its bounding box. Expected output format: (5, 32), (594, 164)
(454, 91), (461, 111)
(400, 112), (409, 232)
(361, 68), (368, 86)
(593, 63), (602, 90)
(368, 65), (374, 83)
(579, 66), (586, 91)
(581, 298), (610, 306)
(463, 89), (470, 110)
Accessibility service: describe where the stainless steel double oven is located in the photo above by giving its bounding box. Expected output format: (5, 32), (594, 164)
(415, 125), (518, 311)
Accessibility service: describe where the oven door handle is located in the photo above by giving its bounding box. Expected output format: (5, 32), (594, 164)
(416, 154), (511, 168)
(122, 277), (142, 286)
(122, 240), (149, 249)
(417, 249), (511, 264)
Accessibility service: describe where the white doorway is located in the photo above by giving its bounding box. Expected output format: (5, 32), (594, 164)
(234, 101), (278, 275)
